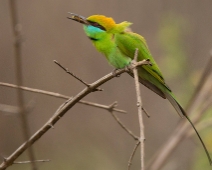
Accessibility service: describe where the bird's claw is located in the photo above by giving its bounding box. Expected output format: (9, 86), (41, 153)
(112, 68), (121, 77)
(126, 59), (152, 72)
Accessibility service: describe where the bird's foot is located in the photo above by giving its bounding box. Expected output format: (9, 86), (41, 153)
(127, 59), (152, 71)
(112, 68), (121, 77)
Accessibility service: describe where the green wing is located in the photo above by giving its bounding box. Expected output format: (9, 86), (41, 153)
(115, 32), (164, 82)
(115, 31), (171, 98)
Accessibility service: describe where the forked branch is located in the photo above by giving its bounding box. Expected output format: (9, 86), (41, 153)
(0, 59), (150, 170)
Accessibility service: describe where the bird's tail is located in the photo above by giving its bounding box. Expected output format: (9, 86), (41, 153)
(165, 92), (212, 165)
(165, 92), (184, 118)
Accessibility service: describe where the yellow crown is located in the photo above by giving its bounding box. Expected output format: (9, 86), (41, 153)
(86, 15), (116, 31)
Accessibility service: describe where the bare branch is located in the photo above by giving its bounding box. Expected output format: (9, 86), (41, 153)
(110, 111), (138, 140)
(142, 107), (151, 118)
(107, 102), (138, 138)
(0, 60), (149, 170)
(9, 0), (37, 169)
(53, 60), (89, 86)
(0, 82), (126, 114)
(132, 48), (145, 170)
(54, 60), (103, 91)
(14, 159), (50, 164)
(128, 141), (140, 170)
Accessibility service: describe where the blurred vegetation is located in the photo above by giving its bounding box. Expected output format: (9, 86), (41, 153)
(158, 12), (192, 104)
(193, 128), (212, 170)
(1, 1), (212, 170)
(158, 13), (187, 79)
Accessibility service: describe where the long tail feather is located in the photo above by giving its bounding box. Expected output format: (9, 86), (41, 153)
(165, 92), (184, 118)
(165, 92), (212, 165)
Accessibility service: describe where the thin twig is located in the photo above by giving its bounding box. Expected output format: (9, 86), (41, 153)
(9, 1), (37, 169)
(54, 60), (103, 91)
(0, 82), (126, 114)
(110, 111), (138, 140)
(53, 60), (89, 86)
(14, 159), (50, 164)
(0, 59), (149, 170)
(80, 99), (126, 113)
(128, 141), (140, 170)
(132, 48), (145, 170)
(142, 107), (150, 118)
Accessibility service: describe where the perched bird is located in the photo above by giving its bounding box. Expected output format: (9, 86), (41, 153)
(68, 13), (211, 164)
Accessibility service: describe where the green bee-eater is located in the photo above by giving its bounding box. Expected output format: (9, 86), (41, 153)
(68, 13), (211, 164)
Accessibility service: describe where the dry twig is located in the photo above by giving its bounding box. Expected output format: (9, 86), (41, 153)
(132, 48), (146, 170)
(0, 82), (126, 114)
(9, 0), (37, 169)
(0, 59), (149, 170)
(54, 60), (103, 91)
(110, 111), (138, 140)
(128, 141), (140, 170)
(14, 159), (50, 164)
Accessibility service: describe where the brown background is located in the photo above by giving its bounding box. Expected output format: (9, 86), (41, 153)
(0, 0), (212, 170)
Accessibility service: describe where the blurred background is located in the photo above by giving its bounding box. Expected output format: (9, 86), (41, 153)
(0, 0), (212, 170)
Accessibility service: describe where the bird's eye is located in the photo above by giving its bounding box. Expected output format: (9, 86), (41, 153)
(87, 21), (106, 31)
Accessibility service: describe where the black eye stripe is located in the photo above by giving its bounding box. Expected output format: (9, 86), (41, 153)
(87, 21), (106, 31)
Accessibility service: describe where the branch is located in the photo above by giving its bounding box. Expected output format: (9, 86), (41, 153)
(54, 60), (89, 86)
(132, 48), (145, 170)
(0, 59), (149, 170)
(110, 111), (138, 140)
(0, 82), (126, 114)
(107, 101), (139, 139)
(14, 159), (50, 164)
(142, 107), (151, 118)
(128, 141), (140, 170)
(54, 60), (103, 91)
(9, 0), (37, 169)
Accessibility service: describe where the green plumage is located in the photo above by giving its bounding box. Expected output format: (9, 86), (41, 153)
(69, 13), (211, 164)
(83, 21), (182, 115)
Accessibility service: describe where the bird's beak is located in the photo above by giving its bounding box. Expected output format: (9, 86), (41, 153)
(67, 12), (89, 25)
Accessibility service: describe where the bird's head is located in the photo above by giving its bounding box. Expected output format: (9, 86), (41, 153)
(68, 13), (132, 40)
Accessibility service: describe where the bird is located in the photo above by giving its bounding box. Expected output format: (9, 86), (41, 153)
(68, 13), (212, 164)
